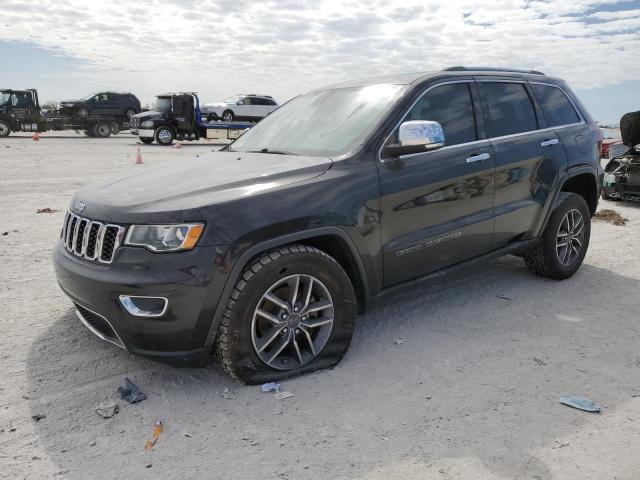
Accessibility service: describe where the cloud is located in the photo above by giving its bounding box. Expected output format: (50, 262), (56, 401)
(0, 0), (638, 105)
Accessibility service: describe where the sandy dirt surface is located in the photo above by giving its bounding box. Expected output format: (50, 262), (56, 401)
(1, 132), (639, 479)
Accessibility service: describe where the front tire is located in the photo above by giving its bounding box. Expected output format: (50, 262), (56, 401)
(217, 245), (356, 384)
(221, 110), (234, 122)
(524, 192), (591, 279)
(154, 126), (174, 145)
(0, 120), (11, 137)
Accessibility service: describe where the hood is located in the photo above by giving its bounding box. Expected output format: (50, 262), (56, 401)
(132, 110), (167, 121)
(620, 111), (640, 147)
(71, 151), (333, 223)
(59, 99), (84, 105)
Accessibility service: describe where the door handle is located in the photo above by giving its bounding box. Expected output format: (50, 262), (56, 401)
(466, 152), (491, 163)
(540, 138), (559, 147)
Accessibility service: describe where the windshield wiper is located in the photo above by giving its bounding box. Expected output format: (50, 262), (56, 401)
(248, 148), (298, 156)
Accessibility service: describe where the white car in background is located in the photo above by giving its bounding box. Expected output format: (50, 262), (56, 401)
(201, 94), (279, 122)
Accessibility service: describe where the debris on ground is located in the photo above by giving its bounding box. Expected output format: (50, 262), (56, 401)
(555, 439), (570, 448)
(393, 337), (406, 345)
(496, 294), (514, 301)
(275, 391), (295, 400)
(2, 232), (8, 236)
(89, 440), (96, 447)
(222, 387), (236, 400)
(534, 357), (547, 366)
(31, 414), (46, 422)
(36, 208), (59, 214)
(95, 400), (119, 419)
(261, 382), (281, 393)
(144, 420), (164, 451)
(594, 209), (627, 226)
(560, 395), (601, 412)
(117, 378), (147, 404)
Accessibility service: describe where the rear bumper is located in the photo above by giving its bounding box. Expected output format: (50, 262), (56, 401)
(53, 240), (230, 367)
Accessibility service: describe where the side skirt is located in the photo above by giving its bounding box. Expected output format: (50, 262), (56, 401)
(368, 239), (537, 310)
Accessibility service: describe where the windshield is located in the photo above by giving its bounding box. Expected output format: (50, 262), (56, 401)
(0, 92), (10, 105)
(153, 97), (172, 112)
(81, 92), (96, 101)
(230, 84), (406, 157)
(223, 96), (241, 104)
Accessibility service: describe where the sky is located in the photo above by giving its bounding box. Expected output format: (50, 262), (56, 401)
(0, 0), (639, 125)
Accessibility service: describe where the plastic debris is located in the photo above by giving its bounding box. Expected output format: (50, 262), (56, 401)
(496, 294), (513, 301)
(534, 357), (547, 366)
(275, 391), (295, 400)
(222, 387), (236, 400)
(393, 337), (406, 345)
(144, 420), (163, 451)
(261, 382), (281, 393)
(95, 400), (119, 419)
(117, 378), (147, 404)
(555, 438), (570, 448)
(560, 395), (601, 412)
(36, 208), (58, 214)
(31, 414), (46, 422)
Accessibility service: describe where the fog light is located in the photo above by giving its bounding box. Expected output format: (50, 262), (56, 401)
(119, 295), (168, 317)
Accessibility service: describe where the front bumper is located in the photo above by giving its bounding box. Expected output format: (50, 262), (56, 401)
(131, 128), (154, 137)
(53, 240), (229, 367)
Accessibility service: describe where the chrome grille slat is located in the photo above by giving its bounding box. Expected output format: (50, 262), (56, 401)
(60, 210), (125, 264)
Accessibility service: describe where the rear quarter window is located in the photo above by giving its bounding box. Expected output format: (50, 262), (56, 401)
(531, 83), (581, 127)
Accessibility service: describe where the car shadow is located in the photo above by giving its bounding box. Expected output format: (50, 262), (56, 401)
(25, 256), (640, 479)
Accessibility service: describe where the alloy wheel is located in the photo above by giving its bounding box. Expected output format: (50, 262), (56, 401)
(251, 274), (334, 370)
(0, 122), (9, 136)
(556, 208), (585, 266)
(157, 128), (172, 144)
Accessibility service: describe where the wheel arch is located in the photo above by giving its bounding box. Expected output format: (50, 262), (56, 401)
(560, 170), (599, 215)
(204, 227), (370, 347)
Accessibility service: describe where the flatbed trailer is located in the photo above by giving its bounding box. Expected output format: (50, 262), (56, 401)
(0, 89), (130, 138)
(130, 92), (254, 145)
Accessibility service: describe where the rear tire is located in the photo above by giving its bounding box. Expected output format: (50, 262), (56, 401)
(217, 245), (356, 384)
(0, 120), (11, 137)
(139, 137), (154, 144)
(93, 122), (111, 138)
(524, 192), (591, 280)
(154, 126), (174, 145)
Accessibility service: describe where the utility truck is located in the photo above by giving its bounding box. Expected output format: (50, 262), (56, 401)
(0, 89), (132, 137)
(130, 92), (253, 145)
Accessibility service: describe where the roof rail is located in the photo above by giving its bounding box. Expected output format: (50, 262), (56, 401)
(445, 66), (545, 75)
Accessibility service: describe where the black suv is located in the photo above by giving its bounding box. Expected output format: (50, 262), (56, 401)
(53, 67), (602, 384)
(58, 92), (141, 120)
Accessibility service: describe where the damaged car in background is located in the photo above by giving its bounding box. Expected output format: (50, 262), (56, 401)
(602, 111), (640, 201)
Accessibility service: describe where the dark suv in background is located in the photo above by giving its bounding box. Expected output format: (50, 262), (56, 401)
(58, 92), (141, 120)
(53, 67), (602, 384)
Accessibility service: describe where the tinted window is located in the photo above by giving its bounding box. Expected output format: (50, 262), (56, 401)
(399, 82), (477, 147)
(479, 82), (538, 138)
(252, 97), (266, 105)
(531, 83), (580, 127)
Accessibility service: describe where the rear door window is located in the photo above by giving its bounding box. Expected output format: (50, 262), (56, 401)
(531, 83), (580, 127)
(478, 82), (538, 138)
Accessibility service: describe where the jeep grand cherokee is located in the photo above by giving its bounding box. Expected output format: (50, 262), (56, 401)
(53, 67), (602, 384)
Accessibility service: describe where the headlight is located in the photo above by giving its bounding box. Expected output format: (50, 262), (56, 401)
(140, 120), (154, 128)
(124, 223), (204, 252)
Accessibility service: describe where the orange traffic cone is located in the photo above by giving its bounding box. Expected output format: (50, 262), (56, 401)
(135, 145), (144, 164)
(174, 141), (182, 149)
(32, 131), (40, 141)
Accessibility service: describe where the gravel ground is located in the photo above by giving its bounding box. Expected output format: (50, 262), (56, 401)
(1, 132), (639, 479)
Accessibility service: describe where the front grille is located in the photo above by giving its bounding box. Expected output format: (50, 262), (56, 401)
(61, 211), (125, 264)
(74, 303), (124, 348)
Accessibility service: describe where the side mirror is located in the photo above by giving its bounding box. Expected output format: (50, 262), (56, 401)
(383, 120), (445, 158)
